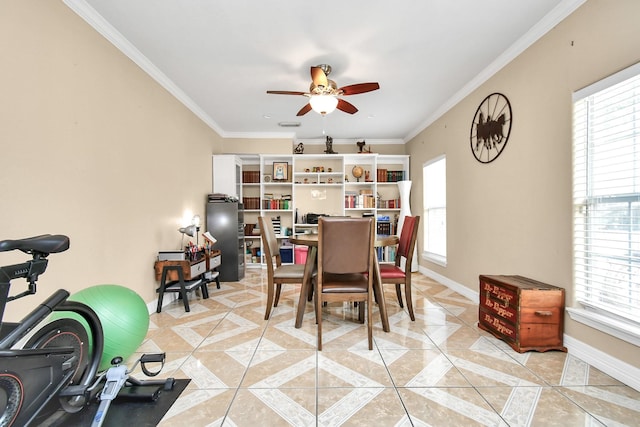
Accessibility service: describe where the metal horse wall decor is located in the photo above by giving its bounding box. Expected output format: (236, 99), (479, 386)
(470, 93), (513, 164)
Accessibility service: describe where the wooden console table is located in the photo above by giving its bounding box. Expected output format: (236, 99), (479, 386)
(154, 250), (221, 312)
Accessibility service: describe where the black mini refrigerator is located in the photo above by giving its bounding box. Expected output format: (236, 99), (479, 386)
(205, 201), (245, 281)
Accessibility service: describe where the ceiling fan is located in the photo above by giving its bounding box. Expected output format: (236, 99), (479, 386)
(266, 64), (380, 116)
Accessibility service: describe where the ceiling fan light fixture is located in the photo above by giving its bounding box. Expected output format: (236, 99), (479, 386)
(309, 95), (338, 115)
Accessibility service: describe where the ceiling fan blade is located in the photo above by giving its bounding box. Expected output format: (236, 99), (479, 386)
(339, 82), (380, 96)
(266, 90), (307, 96)
(296, 103), (313, 116)
(337, 99), (358, 114)
(311, 67), (328, 88)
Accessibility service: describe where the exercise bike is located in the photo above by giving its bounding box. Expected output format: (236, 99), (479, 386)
(0, 235), (172, 427)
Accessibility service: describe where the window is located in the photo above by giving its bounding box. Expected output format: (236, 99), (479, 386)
(422, 156), (446, 265)
(571, 62), (640, 340)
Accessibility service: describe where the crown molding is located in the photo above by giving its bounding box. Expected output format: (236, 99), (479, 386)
(297, 138), (405, 146)
(404, 0), (587, 143)
(63, 0), (229, 137)
(65, 0), (586, 144)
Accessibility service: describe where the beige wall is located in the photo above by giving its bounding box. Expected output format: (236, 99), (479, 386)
(406, 0), (640, 367)
(1, 0), (221, 318)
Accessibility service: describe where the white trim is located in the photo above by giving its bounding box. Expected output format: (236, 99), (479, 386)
(564, 335), (640, 392)
(65, 0), (586, 144)
(418, 266), (478, 302)
(297, 138), (406, 146)
(566, 307), (640, 347)
(422, 252), (447, 267)
(404, 0), (587, 142)
(63, 0), (231, 136)
(573, 61), (640, 101)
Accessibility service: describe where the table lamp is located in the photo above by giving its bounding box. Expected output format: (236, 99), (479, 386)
(179, 215), (201, 247)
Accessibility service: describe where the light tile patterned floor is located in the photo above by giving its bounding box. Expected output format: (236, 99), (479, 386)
(133, 269), (640, 426)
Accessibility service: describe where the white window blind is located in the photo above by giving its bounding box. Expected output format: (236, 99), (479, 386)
(572, 63), (640, 325)
(423, 156), (446, 264)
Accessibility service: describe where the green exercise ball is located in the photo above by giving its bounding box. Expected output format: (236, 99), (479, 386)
(53, 284), (149, 371)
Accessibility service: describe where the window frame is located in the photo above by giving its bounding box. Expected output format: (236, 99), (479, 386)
(568, 61), (640, 346)
(422, 155), (447, 266)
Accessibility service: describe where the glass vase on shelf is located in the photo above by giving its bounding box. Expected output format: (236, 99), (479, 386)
(397, 180), (418, 272)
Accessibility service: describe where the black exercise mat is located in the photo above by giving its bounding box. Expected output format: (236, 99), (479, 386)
(40, 379), (190, 427)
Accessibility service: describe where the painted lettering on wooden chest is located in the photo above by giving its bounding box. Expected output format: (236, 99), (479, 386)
(481, 293), (517, 320)
(481, 310), (516, 340)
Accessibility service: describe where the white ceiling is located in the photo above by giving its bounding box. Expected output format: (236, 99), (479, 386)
(65, 0), (584, 143)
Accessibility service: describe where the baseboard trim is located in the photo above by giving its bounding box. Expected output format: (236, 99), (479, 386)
(564, 335), (640, 392)
(418, 266), (640, 392)
(419, 266), (478, 302)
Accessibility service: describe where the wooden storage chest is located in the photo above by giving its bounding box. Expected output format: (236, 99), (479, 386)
(478, 275), (566, 353)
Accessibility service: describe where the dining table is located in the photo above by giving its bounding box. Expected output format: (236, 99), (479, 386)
(289, 233), (399, 332)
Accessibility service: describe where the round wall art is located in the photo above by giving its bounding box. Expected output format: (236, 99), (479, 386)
(469, 93), (512, 164)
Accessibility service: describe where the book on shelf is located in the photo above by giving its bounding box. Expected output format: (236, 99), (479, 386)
(375, 169), (405, 182)
(242, 170), (261, 183)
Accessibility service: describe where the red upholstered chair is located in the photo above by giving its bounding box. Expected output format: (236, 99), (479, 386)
(259, 216), (306, 320)
(380, 215), (420, 321)
(314, 217), (375, 350)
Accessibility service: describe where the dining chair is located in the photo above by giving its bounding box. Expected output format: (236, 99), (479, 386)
(379, 215), (420, 321)
(315, 217), (375, 350)
(258, 216), (306, 320)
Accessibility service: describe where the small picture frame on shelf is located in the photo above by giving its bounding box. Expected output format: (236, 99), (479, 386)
(273, 162), (288, 181)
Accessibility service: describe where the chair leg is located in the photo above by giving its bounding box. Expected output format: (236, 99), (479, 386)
(264, 282), (275, 320)
(307, 281), (313, 301)
(367, 297), (373, 350)
(274, 283), (282, 306)
(316, 292), (323, 351)
(395, 284), (404, 307)
(405, 282), (415, 321)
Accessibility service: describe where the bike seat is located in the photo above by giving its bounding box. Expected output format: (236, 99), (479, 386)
(0, 234), (70, 254)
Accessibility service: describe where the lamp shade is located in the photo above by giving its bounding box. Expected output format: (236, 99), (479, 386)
(309, 95), (338, 115)
(178, 224), (197, 237)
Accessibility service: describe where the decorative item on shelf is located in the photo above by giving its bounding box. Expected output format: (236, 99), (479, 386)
(272, 216), (281, 235)
(352, 165), (364, 182)
(397, 180), (418, 272)
(365, 170), (371, 182)
(294, 142), (304, 154)
(273, 162), (288, 181)
(324, 136), (337, 154)
(356, 140), (371, 153)
(263, 174), (272, 183)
